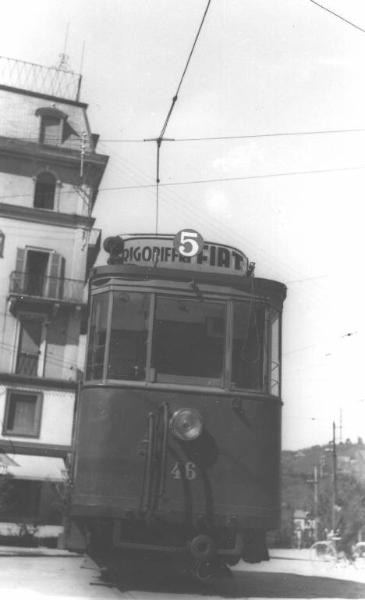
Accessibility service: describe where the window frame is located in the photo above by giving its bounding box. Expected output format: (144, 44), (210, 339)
(267, 308), (282, 397)
(85, 286), (281, 395)
(3, 389), (43, 438)
(150, 294), (227, 387)
(35, 107), (68, 146)
(33, 172), (57, 210)
(85, 290), (112, 381)
(13, 246), (65, 300)
(15, 315), (47, 378)
(229, 299), (268, 393)
(106, 291), (150, 381)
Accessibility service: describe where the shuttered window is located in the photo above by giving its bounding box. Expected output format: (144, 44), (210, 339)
(11, 248), (65, 300)
(46, 252), (65, 299)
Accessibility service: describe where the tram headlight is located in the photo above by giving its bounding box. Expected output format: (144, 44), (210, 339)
(170, 408), (203, 441)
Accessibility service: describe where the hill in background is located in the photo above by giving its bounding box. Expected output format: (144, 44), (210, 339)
(279, 437), (365, 547)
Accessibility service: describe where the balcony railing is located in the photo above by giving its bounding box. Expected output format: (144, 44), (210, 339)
(16, 352), (39, 376)
(9, 272), (85, 304)
(0, 56), (82, 101)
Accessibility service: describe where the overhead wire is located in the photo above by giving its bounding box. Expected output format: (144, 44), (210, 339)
(158, 0), (212, 140)
(150, 0), (212, 233)
(99, 127), (365, 143)
(96, 139), (305, 279)
(3, 4), (363, 450)
(3, 4), (363, 346)
(283, 330), (359, 358)
(94, 163), (365, 192)
(97, 138), (355, 285)
(307, 0), (365, 34)
(4, 126), (365, 144)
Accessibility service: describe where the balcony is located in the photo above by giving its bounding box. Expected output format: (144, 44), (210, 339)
(9, 271), (85, 312)
(16, 352), (39, 376)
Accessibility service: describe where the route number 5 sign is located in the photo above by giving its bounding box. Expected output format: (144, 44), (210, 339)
(173, 229), (204, 258)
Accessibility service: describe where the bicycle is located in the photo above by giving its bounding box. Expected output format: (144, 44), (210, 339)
(310, 538), (339, 566)
(310, 537), (365, 570)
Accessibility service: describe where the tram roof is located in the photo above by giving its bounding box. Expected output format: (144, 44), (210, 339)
(90, 263), (287, 305)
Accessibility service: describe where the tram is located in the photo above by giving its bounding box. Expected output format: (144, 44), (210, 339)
(69, 231), (286, 579)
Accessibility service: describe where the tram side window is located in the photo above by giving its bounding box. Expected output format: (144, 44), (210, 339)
(86, 293), (109, 379)
(152, 297), (225, 385)
(232, 301), (265, 390)
(108, 292), (149, 380)
(270, 310), (280, 396)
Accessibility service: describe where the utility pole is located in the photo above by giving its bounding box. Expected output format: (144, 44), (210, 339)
(308, 465), (319, 541)
(332, 421), (338, 530)
(339, 409), (343, 444)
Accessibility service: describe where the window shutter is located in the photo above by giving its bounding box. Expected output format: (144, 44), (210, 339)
(12, 248), (27, 292)
(46, 252), (65, 299)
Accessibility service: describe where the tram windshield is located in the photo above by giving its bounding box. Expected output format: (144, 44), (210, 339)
(108, 292), (149, 380)
(151, 297), (225, 385)
(86, 290), (281, 394)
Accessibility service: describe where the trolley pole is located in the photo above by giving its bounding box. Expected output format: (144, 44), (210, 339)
(332, 421), (338, 530)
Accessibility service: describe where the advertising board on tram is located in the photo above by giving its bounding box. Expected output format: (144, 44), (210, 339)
(107, 231), (249, 276)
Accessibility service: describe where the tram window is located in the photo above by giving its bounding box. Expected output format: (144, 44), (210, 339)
(152, 297), (225, 385)
(270, 310), (280, 396)
(86, 293), (109, 379)
(108, 292), (149, 380)
(231, 302), (265, 390)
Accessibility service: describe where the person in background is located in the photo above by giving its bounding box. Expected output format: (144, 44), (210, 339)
(334, 500), (357, 563)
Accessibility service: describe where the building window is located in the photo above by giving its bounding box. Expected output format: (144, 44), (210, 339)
(35, 107), (67, 145)
(11, 247), (65, 300)
(34, 172), (56, 210)
(16, 318), (44, 377)
(0, 230), (4, 257)
(40, 115), (61, 144)
(3, 390), (43, 437)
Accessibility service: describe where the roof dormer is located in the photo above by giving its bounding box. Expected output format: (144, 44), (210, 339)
(35, 106), (68, 145)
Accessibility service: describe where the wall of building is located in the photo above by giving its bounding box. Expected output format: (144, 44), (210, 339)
(0, 171), (85, 216)
(44, 311), (79, 380)
(0, 88), (94, 153)
(0, 216), (88, 377)
(0, 64), (107, 528)
(0, 384), (75, 446)
(0, 216), (87, 281)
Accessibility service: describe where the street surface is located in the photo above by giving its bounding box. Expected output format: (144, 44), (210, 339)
(1, 546), (365, 599)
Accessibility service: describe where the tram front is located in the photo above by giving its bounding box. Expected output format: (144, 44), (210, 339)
(70, 232), (286, 576)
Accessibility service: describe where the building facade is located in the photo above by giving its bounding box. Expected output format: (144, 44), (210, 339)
(0, 57), (108, 533)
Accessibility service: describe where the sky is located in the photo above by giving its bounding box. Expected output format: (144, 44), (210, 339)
(2, 0), (365, 449)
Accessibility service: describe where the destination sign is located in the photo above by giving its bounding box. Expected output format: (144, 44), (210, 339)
(105, 234), (249, 276)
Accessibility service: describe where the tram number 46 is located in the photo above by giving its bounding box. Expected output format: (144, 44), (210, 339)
(170, 461), (197, 480)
